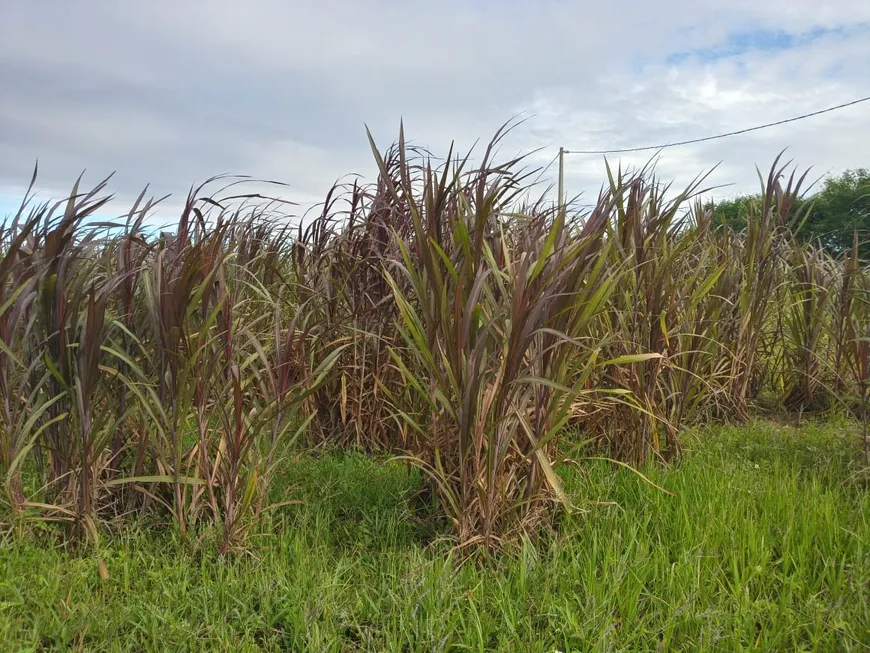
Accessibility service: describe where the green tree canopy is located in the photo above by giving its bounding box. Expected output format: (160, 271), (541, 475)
(709, 168), (870, 256)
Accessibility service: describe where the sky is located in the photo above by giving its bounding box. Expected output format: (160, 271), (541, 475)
(1, 1), (869, 225)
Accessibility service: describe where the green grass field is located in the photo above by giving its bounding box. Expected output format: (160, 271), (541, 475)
(1, 420), (867, 652)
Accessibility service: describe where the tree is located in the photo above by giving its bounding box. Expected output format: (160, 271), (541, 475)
(709, 169), (870, 257)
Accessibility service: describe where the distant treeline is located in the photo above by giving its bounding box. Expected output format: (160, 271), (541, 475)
(709, 168), (870, 256)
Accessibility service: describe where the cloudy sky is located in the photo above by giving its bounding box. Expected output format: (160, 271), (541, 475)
(1, 1), (869, 223)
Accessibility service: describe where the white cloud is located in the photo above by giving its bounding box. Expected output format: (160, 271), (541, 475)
(1, 0), (868, 222)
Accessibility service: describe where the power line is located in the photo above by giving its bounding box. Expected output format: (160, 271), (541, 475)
(563, 94), (870, 155)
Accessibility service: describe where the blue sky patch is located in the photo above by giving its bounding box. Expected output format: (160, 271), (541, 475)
(667, 24), (869, 65)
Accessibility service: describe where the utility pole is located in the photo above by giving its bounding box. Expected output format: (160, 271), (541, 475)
(558, 146), (565, 216)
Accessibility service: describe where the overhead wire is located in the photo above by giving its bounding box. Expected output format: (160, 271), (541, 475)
(562, 95), (870, 155)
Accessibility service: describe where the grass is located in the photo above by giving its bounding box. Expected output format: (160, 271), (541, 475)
(0, 420), (867, 651)
(4, 139), (870, 556)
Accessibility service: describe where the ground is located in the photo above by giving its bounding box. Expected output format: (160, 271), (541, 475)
(0, 420), (868, 651)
